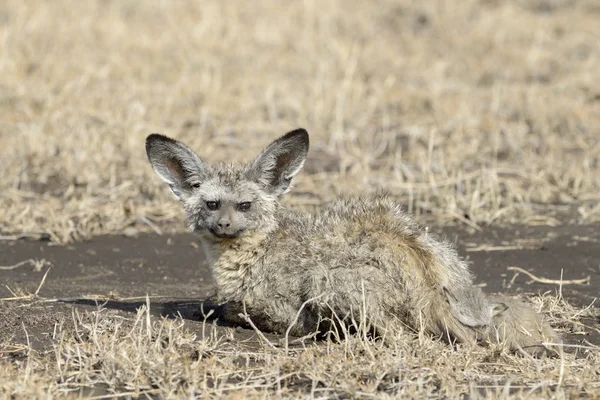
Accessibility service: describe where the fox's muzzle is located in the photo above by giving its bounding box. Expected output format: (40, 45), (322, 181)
(209, 207), (243, 238)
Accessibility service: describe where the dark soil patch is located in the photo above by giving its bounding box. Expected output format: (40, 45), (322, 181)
(1, 225), (598, 352)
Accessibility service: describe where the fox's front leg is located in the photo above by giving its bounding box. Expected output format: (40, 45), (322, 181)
(193, 299), (263, 328)
(195, 298), (320, 337)
(193, 299), (285, 334)
(220, 301), (278, 332)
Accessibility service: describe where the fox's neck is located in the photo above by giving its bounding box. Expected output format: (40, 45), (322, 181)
(199, 231), (270, 301)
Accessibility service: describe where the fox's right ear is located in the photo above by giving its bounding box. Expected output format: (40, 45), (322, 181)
(145, 134), (210, 200)
(248, 128), (309, 196)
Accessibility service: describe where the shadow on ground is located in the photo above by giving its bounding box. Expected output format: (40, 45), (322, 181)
(1, 224), (599, 351)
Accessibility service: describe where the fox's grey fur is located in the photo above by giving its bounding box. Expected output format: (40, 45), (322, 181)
(146, 128), (559, 353)
(445, 287), (561, 355)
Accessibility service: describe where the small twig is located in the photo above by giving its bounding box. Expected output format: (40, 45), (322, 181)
(569, 319), (600, 335)
(0, 344), (30, 354)
(139, 215), (163, 235)
(507, 266), (590, 285)
(0, 267), (52, 301)
(550, 342), (600, 351)
(238, 302), (277, 350)
(466, 245), (525, 252)
(1, 259), (49, 272)
(284, 293), (325, 353)
(145, 294), (152, 340)
(34, 267), (52, 296)
(87, 390), (161, 400)
(0, 296), (33, 301)
(558, 268), (564, 300)
(572, 298), (597, 320)
(4, 285), (19, 297)
(22, 321), (32, 382)
(0, 259), (35, 270)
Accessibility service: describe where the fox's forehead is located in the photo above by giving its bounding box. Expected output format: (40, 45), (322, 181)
(197, 164), (262, 202)
(212, 163), (248, 184)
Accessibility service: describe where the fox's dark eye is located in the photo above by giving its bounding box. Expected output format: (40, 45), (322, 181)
(191, 183), (201, 189)
(238, 202), (251, 211)
(206, 201), (220, 210)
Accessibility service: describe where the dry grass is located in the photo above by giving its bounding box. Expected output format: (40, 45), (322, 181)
(1, 294), (598, 398)
(0, 0), (598, 243)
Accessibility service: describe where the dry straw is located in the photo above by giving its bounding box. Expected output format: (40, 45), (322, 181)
(0, 0), (598, 243)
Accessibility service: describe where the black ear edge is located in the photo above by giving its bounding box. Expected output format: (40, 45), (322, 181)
(281, 128), (310, 149)
(282, 128), (310, 157)
(146, 133), (179, 154)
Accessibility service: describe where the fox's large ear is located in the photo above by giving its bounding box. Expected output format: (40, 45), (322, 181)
(248, 128), (309, 195)
(145, 134), (210, 200)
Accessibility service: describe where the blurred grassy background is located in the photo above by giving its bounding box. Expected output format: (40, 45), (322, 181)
(0, 0), (598, 242)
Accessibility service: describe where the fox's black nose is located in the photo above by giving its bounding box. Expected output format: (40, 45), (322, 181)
(218, 219), (231, 229)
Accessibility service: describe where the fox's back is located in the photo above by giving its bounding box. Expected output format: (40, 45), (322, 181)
(254, 193), (473, 329)
(270, 194), (472, 289)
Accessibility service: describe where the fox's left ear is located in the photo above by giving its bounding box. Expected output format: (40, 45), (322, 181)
(248, 128), (309, 196)
(145, 133), (210, 200)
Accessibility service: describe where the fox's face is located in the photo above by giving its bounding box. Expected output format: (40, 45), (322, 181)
(145, 129), (309, 240)
(183, 170), (277, 239)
